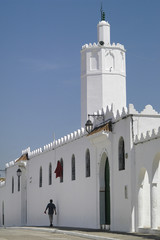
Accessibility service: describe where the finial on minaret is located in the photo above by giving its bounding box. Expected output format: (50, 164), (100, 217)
(100, 3), (105, 21)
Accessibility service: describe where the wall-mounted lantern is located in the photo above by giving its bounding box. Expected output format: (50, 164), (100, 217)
(16, 168), (22, 191)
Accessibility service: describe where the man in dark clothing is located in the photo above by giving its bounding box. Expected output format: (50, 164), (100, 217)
(44, 199), (57, 227)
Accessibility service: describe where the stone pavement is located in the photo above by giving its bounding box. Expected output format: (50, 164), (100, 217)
(0, 226), (159, 240)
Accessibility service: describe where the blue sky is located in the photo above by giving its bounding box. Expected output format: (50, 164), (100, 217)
(0, 0), (160, 171)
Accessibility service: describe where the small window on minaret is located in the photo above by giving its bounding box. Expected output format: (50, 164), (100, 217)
(105, 50), (114, 71)
(90, 53), (99, 71)
(120, 52), (124, 72)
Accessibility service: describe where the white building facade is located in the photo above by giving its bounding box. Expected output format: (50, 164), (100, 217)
(0, 14), (160, 233)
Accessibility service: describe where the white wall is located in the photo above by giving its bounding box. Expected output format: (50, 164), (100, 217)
(27, 135), (99, 229)
(111, 117), (132, 232)
(1, 165), (22, 226)
(1, 112), (160, 233)
(135, 137), (160, 231)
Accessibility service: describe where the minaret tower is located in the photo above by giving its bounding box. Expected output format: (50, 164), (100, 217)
(81, 9), (126, 127)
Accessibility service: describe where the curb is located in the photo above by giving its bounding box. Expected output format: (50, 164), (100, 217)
(11, 227), (121, 240)
(55, 229), (121, 240)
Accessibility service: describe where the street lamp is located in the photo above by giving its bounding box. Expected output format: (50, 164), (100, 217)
(17, 168), (22, 191)
(85, 114), (112, 134)
(16, 168), (22, 177)
(85, 114), (104, 134)
(85, 119), (93, 133)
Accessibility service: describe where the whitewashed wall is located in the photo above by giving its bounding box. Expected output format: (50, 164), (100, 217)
(27, 135), (98, 229)
(135, 137), (160, 232)
(0, 165), (22, 226)
(1, 106), (160, 232)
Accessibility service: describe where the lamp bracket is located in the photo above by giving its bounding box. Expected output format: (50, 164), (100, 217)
(88, 114), (104, 122)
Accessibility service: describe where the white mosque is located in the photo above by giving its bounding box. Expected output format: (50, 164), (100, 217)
(0, 11), (160, 233)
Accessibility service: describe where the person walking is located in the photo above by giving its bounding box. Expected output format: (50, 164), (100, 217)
(44, 199), (57, 227)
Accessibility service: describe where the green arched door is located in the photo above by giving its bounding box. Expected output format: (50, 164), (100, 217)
(100, 155), (110, 226)
(105, 158), (110, 225)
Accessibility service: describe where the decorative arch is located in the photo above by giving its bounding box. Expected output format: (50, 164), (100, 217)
(120, 51), (124, 72)
(90, 52), (99, 71)
(99, 152), (110, 226)
(105, 50), (115, 71)
(151, 154), (160, 229)
(138, 168), (150, 228)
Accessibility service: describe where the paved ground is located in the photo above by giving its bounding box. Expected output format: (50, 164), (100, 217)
(0, 227), (159, 240)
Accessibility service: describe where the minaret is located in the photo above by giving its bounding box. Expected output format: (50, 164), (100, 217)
(81, 10), (126, 127)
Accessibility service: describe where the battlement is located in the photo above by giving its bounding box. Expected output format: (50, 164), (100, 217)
(91, 104), (160, 138)
(91, 103), (160, 125)
(81, 42), (125, 51)
(22, 147), (30, 155)
(134, 127), (160, 145)
(28, 127), (85, 159)
(4, 104), (160, 167)
(27, 103), (160, 159)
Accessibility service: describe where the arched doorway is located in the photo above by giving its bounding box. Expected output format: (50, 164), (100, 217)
(138, 168), (150, 228)
(100, 153), (110, 227)
(151, 156), (160, 229)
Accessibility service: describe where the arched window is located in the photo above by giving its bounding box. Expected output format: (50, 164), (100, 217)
(49, 163), (52, 185)
(86, 149), (91, 177)
(39, 166), (42, 187)
(60, 158), (63, 183)
(18, 175), (20, 192)
(71, 154), (76, 181)
(12, 176), (14, 193)
(119, 137), (125, 170)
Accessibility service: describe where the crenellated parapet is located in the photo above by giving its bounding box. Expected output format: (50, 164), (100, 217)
(132, 104), (160, 145)
(91, 104), (160, 141)
(27, 104), (160, 159)
(22, 147), (31, 155)
(4, 104), (160, 165)
(134, 127), (160, 145)
(81, 42), (125, 51)
(5, 161), (15, 168)
(5, 159), (27, 169)
(91, 104), (128, 126)
(128, 104), (159, 116)
(28, 128), (85, 159)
